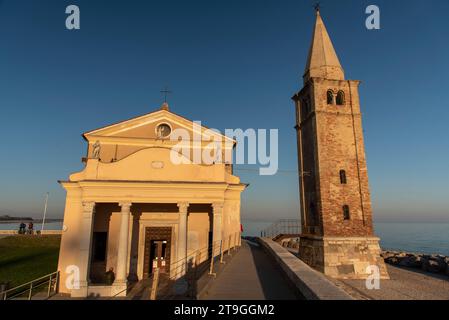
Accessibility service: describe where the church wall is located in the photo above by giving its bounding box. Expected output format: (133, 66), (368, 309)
(187, 212), (210, 262)
(58, 108), (246, 295)
(106, 212), (121, 273)
(90, 143), (232, 165)
(79, 148), (228, 183)
(57, 187), (83, 294)
(223, 189), (243, 250)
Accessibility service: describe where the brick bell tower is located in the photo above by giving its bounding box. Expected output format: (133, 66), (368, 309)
(292, 9), (389, 279)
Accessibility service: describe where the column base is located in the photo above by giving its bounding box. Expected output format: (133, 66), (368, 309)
(111, 281), (128, 297)
(70, 281), (89, 298)
(298, 235), (390, 280)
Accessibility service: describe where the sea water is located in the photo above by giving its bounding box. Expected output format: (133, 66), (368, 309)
(1, 220), (447, 256)
(241, 220), (449, 256)
(0, 221), (63, 231)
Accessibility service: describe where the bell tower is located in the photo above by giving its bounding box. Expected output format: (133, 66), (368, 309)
(292, 9), (389, 279)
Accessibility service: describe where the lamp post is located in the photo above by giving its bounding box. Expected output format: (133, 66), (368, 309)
(41, 193), (49, 233)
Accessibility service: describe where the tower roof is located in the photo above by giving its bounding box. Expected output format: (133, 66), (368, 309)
(304, 10), (345, 82)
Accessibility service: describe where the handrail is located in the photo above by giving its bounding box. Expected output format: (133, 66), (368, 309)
(261, 219), (301, 239)
(113, 232), (242, 300)
(151, 231), (242, 300)
(1, 271), (59, 300)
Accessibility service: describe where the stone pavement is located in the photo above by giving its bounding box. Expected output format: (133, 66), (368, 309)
(200, 240), (300, 300)
(286, 246), (449, 300)
(334, 264), (449, 300)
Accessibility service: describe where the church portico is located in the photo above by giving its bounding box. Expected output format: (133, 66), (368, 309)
(62, 196), (236, 297)
(58, 104), (246, 298)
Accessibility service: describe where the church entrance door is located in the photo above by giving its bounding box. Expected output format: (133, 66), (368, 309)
(143, 227), (172, 278)
(150, 240), (168, 274)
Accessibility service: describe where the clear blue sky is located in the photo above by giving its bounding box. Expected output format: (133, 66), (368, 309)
(0, 0), (448, 223)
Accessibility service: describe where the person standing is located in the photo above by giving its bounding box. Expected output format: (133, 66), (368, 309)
(19, 222), (26, 234)
(28, 222), (34, 235)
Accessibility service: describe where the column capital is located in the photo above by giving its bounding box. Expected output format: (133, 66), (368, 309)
(177, 202), (189, 214)
(212, 202), (224, 212)
(119, 202), (132, 212)
(82, 201), (95, 214)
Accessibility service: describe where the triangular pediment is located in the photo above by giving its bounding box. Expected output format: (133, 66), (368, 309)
(83, 107), (235, 144)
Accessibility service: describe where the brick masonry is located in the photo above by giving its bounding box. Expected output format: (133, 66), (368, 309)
(293, 76), (389, 279)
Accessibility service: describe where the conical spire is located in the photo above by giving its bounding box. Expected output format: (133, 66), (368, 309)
(303, 9), (345, 82)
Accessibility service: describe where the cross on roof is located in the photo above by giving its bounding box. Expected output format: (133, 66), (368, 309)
(160, 86), (172, 103)
(313, 2), (321, 13)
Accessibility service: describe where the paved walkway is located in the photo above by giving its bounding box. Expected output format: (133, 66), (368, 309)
(334, 265), (449, 300)
(285, 247), (449, 300)
(201, 240), (299, 300)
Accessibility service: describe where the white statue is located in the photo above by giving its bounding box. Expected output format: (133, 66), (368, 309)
(92, 141), (101, 159)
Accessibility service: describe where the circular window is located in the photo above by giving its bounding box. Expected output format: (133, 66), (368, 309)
(156, 123), (172, 138)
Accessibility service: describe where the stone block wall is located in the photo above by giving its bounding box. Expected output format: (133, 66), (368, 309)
(299, 236), (389, 279)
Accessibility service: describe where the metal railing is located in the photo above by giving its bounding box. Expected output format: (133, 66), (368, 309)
(260, 219), (301, 239)
(1, 271), (59, 300)
(150, 231), (242, 300)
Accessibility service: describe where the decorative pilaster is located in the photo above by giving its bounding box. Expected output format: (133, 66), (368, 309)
(212, 202), (224, 255)
(73, 201), (95, 298)
(113, 202), (132, 290)
(177, 202), (189, 277)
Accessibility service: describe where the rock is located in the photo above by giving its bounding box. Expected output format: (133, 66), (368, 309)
(399, 255), (423, 268)
(382, 251), (396, 259)
(385, 256), (400, 265)
(444, 258), (449, 276)
(422, 257), (445, 273)
(382, 250), (449, 275)
(444, 257), (449, 265)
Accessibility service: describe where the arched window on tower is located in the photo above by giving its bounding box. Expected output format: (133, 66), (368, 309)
(327, 90), (334, 105)
(339, 170), (347, 184)
(336, 91), (345, 105)
(343, 205), (350, 220)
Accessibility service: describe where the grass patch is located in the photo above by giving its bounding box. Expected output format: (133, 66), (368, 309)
(0, 235), (61, 288)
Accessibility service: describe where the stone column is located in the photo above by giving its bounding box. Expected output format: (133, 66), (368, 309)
(212, 202), (224, 256)
(113, 202), (132, 292)
(73, 201), (95, 298)
(177, 202), (189, 277)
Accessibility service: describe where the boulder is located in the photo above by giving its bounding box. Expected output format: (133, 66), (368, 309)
(385, 256), (400, 265)
(444, 258), (449, 276)
(422, 257), (445, 273)
(382, 251), (396, 259)
(399, 255), (423, 268)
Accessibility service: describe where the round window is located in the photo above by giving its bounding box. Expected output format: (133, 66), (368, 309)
(156, 123), (172, 138)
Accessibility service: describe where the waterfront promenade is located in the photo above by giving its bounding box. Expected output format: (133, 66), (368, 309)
(333, 265), (449, 300)
(200, 241), (299, 300)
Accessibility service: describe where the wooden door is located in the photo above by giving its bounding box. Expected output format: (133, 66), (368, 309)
(143, 227), (172, 279)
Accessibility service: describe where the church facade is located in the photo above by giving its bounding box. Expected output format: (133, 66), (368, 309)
(292, 10), (389, 279)
(57, 103), (246, 297)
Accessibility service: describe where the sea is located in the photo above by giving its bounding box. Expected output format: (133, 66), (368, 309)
(0, 221), (63, 232)
(241, 220), (449, 256)
(1, 220), (448, 256)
